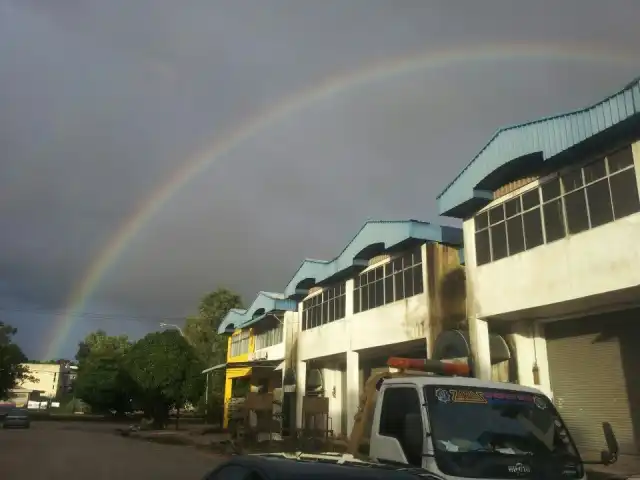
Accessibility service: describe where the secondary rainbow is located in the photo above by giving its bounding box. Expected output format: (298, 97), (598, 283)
(44, 42), (640, 359)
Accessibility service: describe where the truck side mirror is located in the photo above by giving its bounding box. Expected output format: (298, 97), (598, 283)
(600, 422), (619, 466)
(403, 413), (424, 462)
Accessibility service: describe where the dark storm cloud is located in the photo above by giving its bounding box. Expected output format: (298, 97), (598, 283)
(1, 0), (639, 358)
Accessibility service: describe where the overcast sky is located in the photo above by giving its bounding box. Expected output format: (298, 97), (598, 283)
(2, 0), (639, 360)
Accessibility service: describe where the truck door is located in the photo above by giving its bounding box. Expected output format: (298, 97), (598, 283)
(370, 385), (426, 467)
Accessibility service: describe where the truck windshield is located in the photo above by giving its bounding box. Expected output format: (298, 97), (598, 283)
(424, 386), (583, 479)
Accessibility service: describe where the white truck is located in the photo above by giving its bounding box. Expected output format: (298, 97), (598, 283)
(267, 357), (621, 480)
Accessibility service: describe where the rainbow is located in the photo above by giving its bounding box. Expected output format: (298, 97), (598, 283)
(44, 42), (640, 359)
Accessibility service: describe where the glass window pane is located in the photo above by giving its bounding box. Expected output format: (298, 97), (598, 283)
(321, 302), (328, 324)
(353, 289), (360, 314)
(586, 178), (614, 228)
(489, 205), (505, 224)
(374, 279), (384, 307)
(610, 168), (640, 219)
(541, 178), (561, 201)
(522, 189), (540, 210)
(412, 264), (424, 295)
(403, 268), (414, 298)
(490, 222), (508, 261)
(523, 208), (544, 250)
(562, 170), (584, 193)
(337, 295), (345, 319)
(361, 285), (369, 311)
(583, 158), (606, 184)
(384, 275), (394, 304)
(505, 197), (521, 218)
(375, 266), (383, 281)
(475, 211), (488, 231)
(506, 216), (525, 255)
(475, 229), (491, 266)
(608, 146), (634, 173)
(543, 199), (566, 243)
(564, 189), (590, 234)
(394, 272), (404, 302)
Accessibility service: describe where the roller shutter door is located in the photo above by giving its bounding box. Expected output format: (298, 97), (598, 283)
(546, 310), (640, 456)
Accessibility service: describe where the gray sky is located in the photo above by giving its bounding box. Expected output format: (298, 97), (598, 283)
(2, 0), (639, 359)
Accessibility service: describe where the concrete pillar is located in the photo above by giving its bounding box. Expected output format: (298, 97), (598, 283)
(469, 315), (492, 380)
(222, 376), (233, 429)
(295, 359), (306, 429)
(510, 321), (552, 397)
(345, 350), (360, 437)
(345, 279), (354, 316)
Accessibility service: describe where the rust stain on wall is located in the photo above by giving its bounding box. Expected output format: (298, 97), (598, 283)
(425, 243), (467, 358)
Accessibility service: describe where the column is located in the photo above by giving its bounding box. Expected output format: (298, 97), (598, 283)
(510, 321), (552, 397)
(345, 350), (360, 437)
(295, 359), (306, 430)
(222, 376), (233, 429)
(469, 314), (492, 380)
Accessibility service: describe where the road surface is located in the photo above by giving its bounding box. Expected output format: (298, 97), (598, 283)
(0, 421), (224, 480)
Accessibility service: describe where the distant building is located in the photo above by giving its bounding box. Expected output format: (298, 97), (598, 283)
(17, 363), (68, 399)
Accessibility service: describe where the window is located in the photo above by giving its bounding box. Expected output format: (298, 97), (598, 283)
(254, 321), (283, 350)
(353, 246), (424, 314)
(473, 144), (639, 265)
(301, 283), (346, 331)
(379, 387), (423, 467)
(230, 330), (250, 357)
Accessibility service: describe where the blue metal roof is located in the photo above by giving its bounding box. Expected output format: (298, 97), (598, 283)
(283, 220), (463, 299)
(217, 292), (297, 334)
(438, 76), (640, 218)
(218, 308), (247, 334)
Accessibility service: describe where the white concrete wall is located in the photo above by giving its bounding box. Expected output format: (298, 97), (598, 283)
(250, 342), (285, 362)
(464, 140), (640, 319)
(298, 244), (429, 361)
(295, 244), (430, 437)
(20, 364), (62, 398)
(508, 322), (552, 399)
(321, 367), (345, 436)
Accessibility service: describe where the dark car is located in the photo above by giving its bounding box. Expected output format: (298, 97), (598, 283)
(203, 454), (445, 480)
(2, 407), (31, 429)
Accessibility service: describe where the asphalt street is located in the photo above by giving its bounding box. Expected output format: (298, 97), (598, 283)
(0, 421), (224, 480)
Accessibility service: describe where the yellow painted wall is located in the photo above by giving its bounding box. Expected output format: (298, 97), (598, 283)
(223, 328), (255, 428)
(226, 328), (256, 363)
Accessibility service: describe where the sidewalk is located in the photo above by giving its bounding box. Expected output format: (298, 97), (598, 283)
(587, 454), (640, 479)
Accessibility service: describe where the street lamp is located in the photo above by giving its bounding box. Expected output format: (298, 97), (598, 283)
(159, 322), (186, 338)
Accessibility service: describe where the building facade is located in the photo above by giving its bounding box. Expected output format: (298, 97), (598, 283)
(217, 292), (298, 428)
(214, 220), (465, 437)
(437, 77), (640, 457)
(18, 363), (65, 399)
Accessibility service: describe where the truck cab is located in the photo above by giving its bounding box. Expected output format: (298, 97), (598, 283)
(367, 375), (617, 480)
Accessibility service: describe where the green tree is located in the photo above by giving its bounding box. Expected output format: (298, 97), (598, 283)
(183, 289), (242, 419)
(184, 288), (242, 364)
(73, 351), (132, 414)
(73, 330), (132, 413)
(124, 330), (205, 428)
(0, 322), (36, 400)
(75, 330), (130, 363)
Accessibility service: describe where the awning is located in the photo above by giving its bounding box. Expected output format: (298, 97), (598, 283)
(274, 361), (285, 371)
(201, 363), (227, 374)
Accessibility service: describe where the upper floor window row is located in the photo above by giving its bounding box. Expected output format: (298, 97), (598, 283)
(254, 322), (283, 350)
(230, 330), (250, 357)
(301, 283), (346, 331)
(475, 145), (639, 266)
(354, 246), (424, 314)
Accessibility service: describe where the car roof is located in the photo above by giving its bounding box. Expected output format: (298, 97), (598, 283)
(214, 455), (442, 480)
(384, 375), (544, 395)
